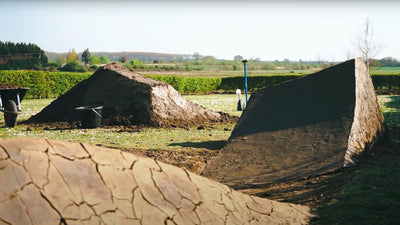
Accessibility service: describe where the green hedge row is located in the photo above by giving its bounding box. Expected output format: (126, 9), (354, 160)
(0, 70), (91, 99)
(1, 70), (400, 99)
(146, 75), (222, 94)
(218, 75), (301, 91)
(371, 75), (400, 90)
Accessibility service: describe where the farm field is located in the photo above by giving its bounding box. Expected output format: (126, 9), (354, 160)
(140, 68), (318, 77)
(1, 94), (400, 224)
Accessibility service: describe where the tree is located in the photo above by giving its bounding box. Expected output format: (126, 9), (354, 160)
(193, 52), (202, 60)
(81, 48), (91, 65)
(99, 55), (111, 64)
(234, 55), (243, 61)
(89, 55), (101, 65)
(356, 18), (383, 70)
(66, 49), (78, 63)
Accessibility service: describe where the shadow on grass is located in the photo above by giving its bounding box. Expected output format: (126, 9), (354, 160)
(381, 95), (400, 127)
(311, 148), (400, 225)
(382, 112), (400, 127)
(383, 95), (400, 110)
(169, 140), (226, 150)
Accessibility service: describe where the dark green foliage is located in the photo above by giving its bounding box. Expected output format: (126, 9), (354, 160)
(379, 57), (400, 67)
(219, 75), (301, 91)
(0, 58), (41, 70)
(2, 70), (400, 99)
(0, 41), (48, 69)
(315, 151), (400, 225)
(147, 75), (221, 94)
(81, 48), (91, 64)
(371, 75), (400, 90)
(149, 74), (400, 94)
(0, 70), (91, 99)
(59, 61), (89, 72)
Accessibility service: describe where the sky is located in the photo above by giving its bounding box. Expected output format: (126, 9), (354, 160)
(1, 0), (399, 62)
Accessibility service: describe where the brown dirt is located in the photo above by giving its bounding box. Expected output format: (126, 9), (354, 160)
(26, 63), (237, 128)
(122, 147), (219, 175)
(202, 59), (388, 190)
(375, 89), (400, 95)
(0, 83), (23, 89)
(15, 120), (400, 222)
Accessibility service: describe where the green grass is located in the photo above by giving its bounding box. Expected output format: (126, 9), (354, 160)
(185, 94), (244, 117)
(0, 95), (241, 151)
(377, 95), (400, 127)
(1, 94), (398, 149)
(371, 66), (400, 75)
(315, 150), (400, 225)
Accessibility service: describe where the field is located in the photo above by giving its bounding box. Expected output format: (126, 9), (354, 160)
(1, 94), (400, 224)
(2, 94), (398, 149)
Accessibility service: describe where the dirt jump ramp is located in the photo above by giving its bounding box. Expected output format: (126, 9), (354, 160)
(203, 59), (388, 188)
(0, 138), (312, 225)
(27, 63), (232, 127)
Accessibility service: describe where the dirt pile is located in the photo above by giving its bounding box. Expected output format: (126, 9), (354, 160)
(0, 83), (23, 89)
(27, 63), (234, 127)
(203, 59), (388, 188)
(0, 138), (313, 224)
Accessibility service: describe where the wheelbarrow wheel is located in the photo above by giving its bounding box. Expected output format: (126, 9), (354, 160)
(4, 100), (18, 127)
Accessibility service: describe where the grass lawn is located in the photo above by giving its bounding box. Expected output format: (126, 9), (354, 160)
(0, 94), (241, 151)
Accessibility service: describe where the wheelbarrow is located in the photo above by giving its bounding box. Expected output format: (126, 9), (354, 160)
(0, 86), (29, 127)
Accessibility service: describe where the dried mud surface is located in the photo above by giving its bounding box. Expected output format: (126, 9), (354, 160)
(0, 137), (313, 225)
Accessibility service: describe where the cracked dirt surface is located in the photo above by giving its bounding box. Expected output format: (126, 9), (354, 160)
(0, 138), (313, 225)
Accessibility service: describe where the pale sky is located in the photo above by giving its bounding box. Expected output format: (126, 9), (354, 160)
(1, 0), (399, 61)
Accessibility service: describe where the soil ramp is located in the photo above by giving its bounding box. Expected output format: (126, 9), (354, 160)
(0, 138), (313, 225)
(27, 63), (233, 127)
(203, 59), (388, 188)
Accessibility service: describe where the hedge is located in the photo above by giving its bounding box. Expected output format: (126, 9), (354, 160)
(0, 70), (91, 99)
(146, 75), (222, 94)
(1, 70), (400, 99)
(218, 75), (301, 91)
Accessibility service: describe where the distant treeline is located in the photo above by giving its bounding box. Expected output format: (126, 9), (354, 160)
(46, 51), (194, 63)
(371, 57), (400, 67)
(0, 41), (48, 69)
(1, 70), (400, 99)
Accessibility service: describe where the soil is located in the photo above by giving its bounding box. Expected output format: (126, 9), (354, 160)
(15, 120), (400, 224)
(26, 63), (236, 128)
(137, 127), (400, 217)
(375, 89), (400, 95)
(0, 83), (23, 89)
(202, 60), (388, 192)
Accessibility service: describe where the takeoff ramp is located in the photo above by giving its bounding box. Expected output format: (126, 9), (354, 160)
(203, 59), (387, 188)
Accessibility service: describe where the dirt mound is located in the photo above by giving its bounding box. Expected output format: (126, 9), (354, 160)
(0, 138), (313, 224)
(203, 59), (388, 188)
(26, 63), (235, 127)
(0, 83), (23, 89)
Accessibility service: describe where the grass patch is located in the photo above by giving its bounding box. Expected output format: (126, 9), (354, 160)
(0, 94), (241, 151)
(314, 150), (400, 225)
(377, 95), (400, 127)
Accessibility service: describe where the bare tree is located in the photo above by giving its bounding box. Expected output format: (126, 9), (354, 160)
(356, 18), (383, 70)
